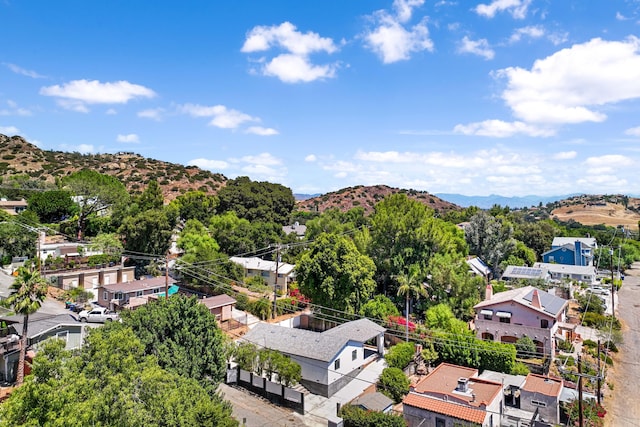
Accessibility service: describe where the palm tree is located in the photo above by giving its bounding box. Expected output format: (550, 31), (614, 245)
(396, 264), (428, 341)
(3, 266), (48, 384)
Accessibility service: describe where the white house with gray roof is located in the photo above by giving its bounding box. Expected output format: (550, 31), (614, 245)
(240, 318), (385, 397)
(474, 285), (569, 357)
(230, 256), (295, 293)
(533, 262), (597, 284)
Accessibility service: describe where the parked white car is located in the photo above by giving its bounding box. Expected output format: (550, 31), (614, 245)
(78, 307), (119, 323)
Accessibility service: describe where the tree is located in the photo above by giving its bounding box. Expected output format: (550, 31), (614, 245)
(136, 180), (164, 211)
(296, 233), (376, 313)
(173, 190), (218, 223)
(339, 404), (406, 427)
(377, 367), (410, 403)
(88, 232), (123, 258)
(0, 327), (238, 427)
(63, 170), (129, 239)
(2, 267), (48, 384)
(359, 294), (400, 321)
(515, 336), (537, 359)
(217, 176), (295, 225)
(27, 190), (74, 223)
(395, 264), (427, 341)
(425, 303), (469, 334)
(465, 211), (516, 278)
(122, 295), (228, 390)
(119, 205), (178, 257)
(384, 342), (415, 370)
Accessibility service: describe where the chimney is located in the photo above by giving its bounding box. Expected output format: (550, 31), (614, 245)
(457, 377), (469, 393)
(485, 283), (493, 301)
(531, 289), (541, 309)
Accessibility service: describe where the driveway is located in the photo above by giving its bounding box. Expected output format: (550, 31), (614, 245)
(605, 262), (640, 426)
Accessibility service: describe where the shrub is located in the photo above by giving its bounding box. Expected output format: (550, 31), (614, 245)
(339, 405), (406, 427)
(583, 339), (598, 349)
(384, 342), (415, 370)
(511, 362), (530, 375)
(377, 367), (410, 403)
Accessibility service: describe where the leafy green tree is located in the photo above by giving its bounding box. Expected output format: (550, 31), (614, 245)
(296, 233), (376, 313)
(233, 342), (258, 372)
(425, 303), (469, 334)
(305, 207), (368, 240)
(217, 176), (295, 225)
(377, 367), (410, 403)
(136, 180), (164, 211)
(248, 297), (272, 320)
(515, 336), (538, 359)
(122, 295), (228, 390)
(119, 205), (178, 257)
(209, 212), (257, 256)
(384, 341), (415, 370)
(173, 190), (218, 223)
(339, 404), (406, 427)
(63, 170), (129, 239)
(27, 190), (74, 223)
(513, 220), (556, 261)
(2, 267), (48, 384)
(396, 264), (427, 341)
(0, 220), (37, 264)
(276, 355), (302, 387)
(359, 294), (400, 321)
(0, 327), (238, 427)
(88, 232), (123, 257)
(465, 211), (516, 278)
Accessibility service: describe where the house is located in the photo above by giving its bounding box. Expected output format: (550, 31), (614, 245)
(282, 221), (307, 239)
(240, 318), (385, 397)
(201, 294), (236, 322)
(98, 276), (177, 310)
(350, 391), (393, 414)
(230, 256), (295, 293)
(542, 237), (597, 266)
(0, 199), (27, 216)
(473, 285), (569, 356)
(0, 313), (96, 383)
(402, 363), (503, 427)
(466, 257), (491, 280)
(501, 265), (550, 283)
(45, 265), (136, 292)
(533, 262), (597, 284)
(519, 374), (563, 425)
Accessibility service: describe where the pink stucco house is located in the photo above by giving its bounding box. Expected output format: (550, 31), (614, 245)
(473, 285), (569, 357)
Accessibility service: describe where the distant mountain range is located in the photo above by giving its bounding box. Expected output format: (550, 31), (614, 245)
(434, 193), (583, 209)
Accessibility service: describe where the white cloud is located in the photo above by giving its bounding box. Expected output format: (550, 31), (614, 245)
(584, 154), (634, 167)
(616, 12), (629, 21)
(475, 0), (532, 19)
(5, 63), (45, 78)
(625, 126), (640, 137)
(58, 143), (95, 154)
(179, 103), (256, 129)
(363, 1), (433, 64)
(106, 108), (117, 115)
(40, 79), (156, 112)
(453, 120), (555, 137)
(458, 36), (495, 60)
(137, 108), (165, 121)
(552, 151), (577, 160)
(238, 152), (282, 166)
(0, 100), (32, 116)
(188, 158), (229, 170)
(496, 37), (640, 125)
(305, 154), (317, 162)
(245, 126), (278, 136)
(242, 22), (339, 83)
(0, 126), (20, 135)
(509, 26), (545, 43)
(263, 54), (337, 83)
(116, 133), (140, 143)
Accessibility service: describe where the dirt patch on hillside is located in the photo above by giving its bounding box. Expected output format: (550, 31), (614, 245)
(551, 203), (640, 231)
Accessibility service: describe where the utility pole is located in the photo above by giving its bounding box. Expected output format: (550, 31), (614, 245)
(272, 244), (280, 320)
(165, 252), (169, 300)
(578, 355), (583, 427)
(610, 248), (615, 319)
(597, 340), (602, 405)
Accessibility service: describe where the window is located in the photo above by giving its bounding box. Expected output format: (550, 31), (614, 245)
(136, 290), (143, 297)
(484, 314), (492, 320)
(436, 417), (446, 427)
(153, 288), (160, 294)
(352, 349), (357, 361)
(115, 292), (123, 300)
(261, 271), (270, 278)
(334, 359), (341, 370)
(56, 331), (69, 342)
(548, 256), (554, 262)
(531, 399), (547, 408)
(540, 319), (549, 328)
(500, 317), (511, 324)
(123, 273), (128, 282)
(103, 291), (108, 301)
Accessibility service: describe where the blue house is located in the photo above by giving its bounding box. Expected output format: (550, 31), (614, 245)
(542, 237), (597, 266)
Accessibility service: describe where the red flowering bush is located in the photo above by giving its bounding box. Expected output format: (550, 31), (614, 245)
(388, 315), (416, 332)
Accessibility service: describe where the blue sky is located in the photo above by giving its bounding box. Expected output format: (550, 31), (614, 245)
(2, 1), (640, 197)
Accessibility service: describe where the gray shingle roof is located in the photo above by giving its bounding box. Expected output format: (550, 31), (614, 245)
(241, 318), (385, 362)
(474, 285), (568, 317)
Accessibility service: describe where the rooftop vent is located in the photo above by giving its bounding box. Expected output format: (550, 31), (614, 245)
(457, 377), (469, 393)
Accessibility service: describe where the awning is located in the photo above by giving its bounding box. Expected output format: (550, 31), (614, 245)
(496, 311), (511, 318)
(156, 284), (180, 297)
(480, 309), (493, 316)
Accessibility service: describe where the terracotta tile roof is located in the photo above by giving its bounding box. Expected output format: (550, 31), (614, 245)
(403, 393), (487, 424)
(522, 374), (563, 397)
(412, 363), (501, 407)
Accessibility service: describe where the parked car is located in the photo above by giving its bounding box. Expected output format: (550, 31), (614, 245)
(78, 307), (119, 323)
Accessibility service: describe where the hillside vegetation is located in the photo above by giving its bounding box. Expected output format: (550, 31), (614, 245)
(549, 194), (640, 231)
(0, 134), (226, 201)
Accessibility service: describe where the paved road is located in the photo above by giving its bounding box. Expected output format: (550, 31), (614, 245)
(606, 263), (640, 427)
